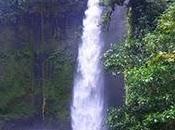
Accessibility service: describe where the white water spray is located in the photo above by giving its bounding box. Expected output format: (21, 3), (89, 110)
(71, 0), (104, 130)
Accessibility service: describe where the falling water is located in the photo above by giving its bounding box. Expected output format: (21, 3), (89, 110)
(71, 0), (104, 130)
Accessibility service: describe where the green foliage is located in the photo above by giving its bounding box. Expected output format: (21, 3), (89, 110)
(0, 45), (35, 120)
(103, 0), (173, 37)
(104, 38), (150, 73)
(107, 55), (175, 130)
(43, 49), (74, 121)
(0, 0), (84, 125)
(144, 3), (175, 53)
(128, 0), (170, 37)
(105, 2), (175, 130)
(101, 0), (124, 6)
(126, 54), (175, 105)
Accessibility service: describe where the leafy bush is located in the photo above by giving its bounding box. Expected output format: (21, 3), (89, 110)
(0, 46), (35, 119)
(105, 2), (175, 130)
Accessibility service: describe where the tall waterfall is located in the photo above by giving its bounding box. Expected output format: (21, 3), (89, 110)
(71, 0), (104, 130)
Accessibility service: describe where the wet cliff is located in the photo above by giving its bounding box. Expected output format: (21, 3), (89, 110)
(0, 0), (87, 129)
(0, 0), (128, 130)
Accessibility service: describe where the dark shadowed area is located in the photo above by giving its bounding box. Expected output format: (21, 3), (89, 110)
(103, 6), (127, 108)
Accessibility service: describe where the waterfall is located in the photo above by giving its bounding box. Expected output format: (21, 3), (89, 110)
(71, 0), (105, 130)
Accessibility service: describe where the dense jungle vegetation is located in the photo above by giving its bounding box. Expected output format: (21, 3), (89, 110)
(0, 0), (86, 129)
(104, 0), (175, 130)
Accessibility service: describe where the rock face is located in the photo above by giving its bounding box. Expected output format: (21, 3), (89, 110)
(0, 1), (87, 130)
(103, 6), (127, 108)
(0, 1), (127, 130)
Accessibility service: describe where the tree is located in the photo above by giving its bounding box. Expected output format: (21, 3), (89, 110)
(105, 2), (175, 130)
